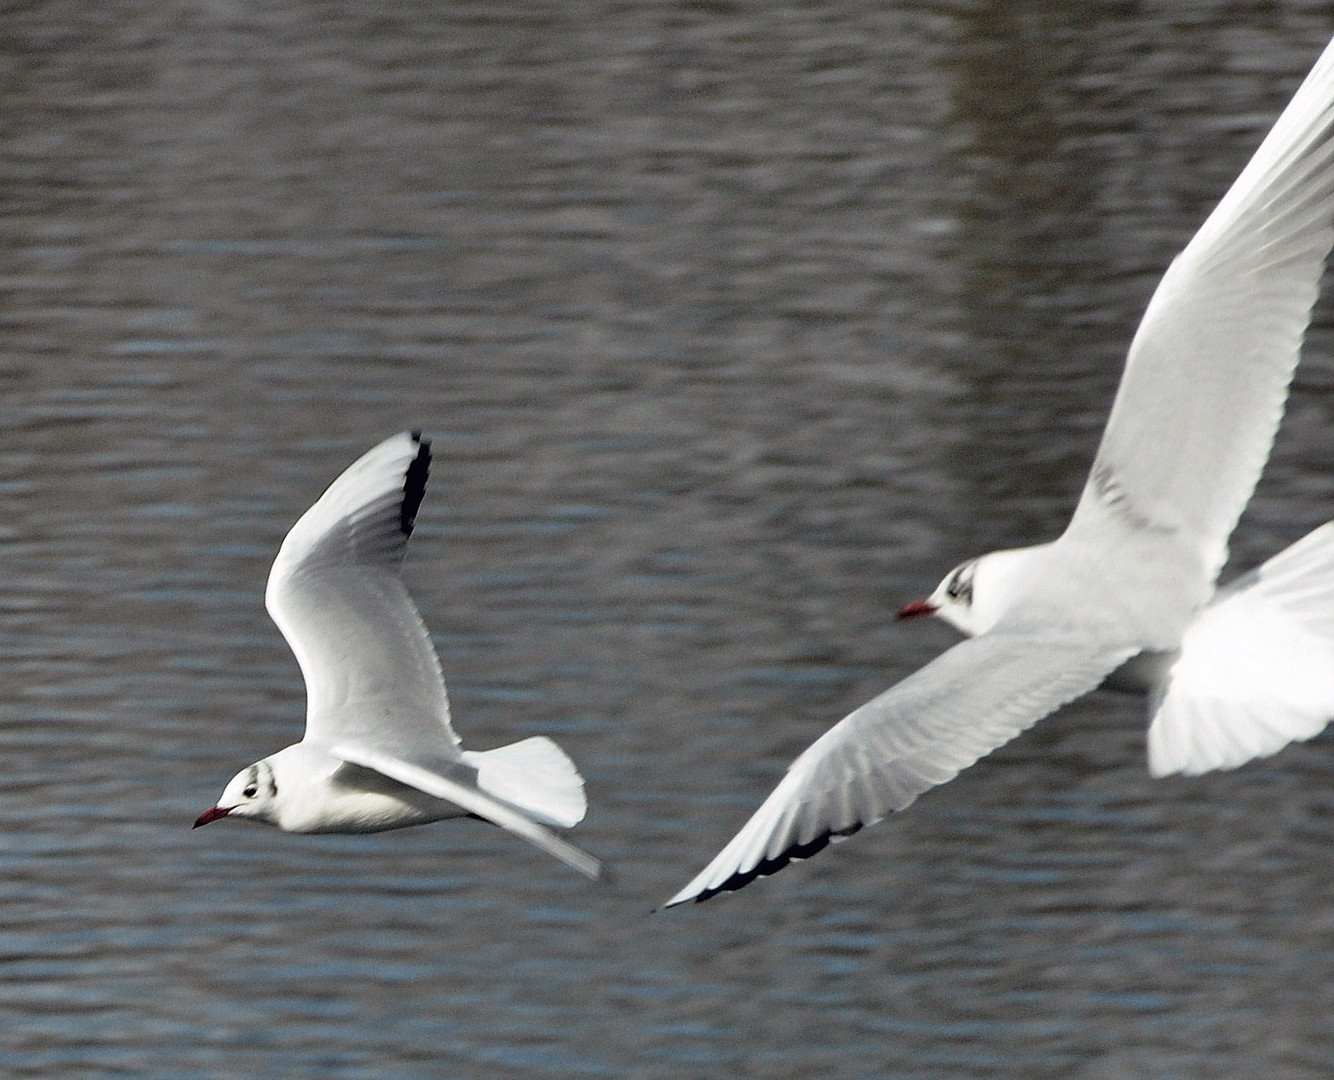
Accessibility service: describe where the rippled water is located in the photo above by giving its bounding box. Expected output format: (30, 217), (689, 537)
(4, 3), (1334, 1077)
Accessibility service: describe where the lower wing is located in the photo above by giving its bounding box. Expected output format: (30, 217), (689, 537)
(664, 631), (1133, 907)
(331, 742), (603, 881)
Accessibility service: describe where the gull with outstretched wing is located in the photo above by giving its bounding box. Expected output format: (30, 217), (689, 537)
(667, 35), (1334, 907)
(196, 432), (602, 883)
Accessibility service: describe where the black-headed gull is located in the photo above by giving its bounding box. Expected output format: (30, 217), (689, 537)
(195, 432), (602, 881)
(667, 35), (1334, 906)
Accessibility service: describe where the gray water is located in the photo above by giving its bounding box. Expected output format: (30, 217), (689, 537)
(4, 3), (1334, 1077)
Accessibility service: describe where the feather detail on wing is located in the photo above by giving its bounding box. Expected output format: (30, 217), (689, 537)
(1067, 36), (1334, 584)
(664, 633), (1134, 906)
(265, 433), (461, 759)
(331, 742), (603, 880)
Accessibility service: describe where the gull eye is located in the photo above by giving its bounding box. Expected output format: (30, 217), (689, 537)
(243, 784), (258, 799)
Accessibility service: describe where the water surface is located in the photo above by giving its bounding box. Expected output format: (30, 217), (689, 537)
(3, 3), (1334, 1077)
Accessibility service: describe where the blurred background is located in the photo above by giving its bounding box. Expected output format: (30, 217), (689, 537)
(3, 2), (1334, 1077)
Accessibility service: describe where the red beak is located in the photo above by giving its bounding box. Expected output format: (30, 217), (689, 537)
(193, 805), (232, 828)
(897, 599), (937, 620)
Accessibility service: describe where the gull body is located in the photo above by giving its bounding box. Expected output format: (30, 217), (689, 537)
(203, 744), (462, 835)
(668, 36), (1334, 906)
(196, 432), (602, 881)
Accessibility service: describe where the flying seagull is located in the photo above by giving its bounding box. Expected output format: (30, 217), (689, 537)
(666, 36), (1334, 906)
(196, 432), (602, 882)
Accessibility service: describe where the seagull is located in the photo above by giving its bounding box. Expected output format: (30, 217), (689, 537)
(195, 432), (602, 882)
(666, 35), (1334, 906)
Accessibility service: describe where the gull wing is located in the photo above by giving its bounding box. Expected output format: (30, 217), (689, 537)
(331, 742), (603, 880)
(265, 432), (461, 762)
(1065, 36), (1334, 582)
(664, 633), (1134, 906)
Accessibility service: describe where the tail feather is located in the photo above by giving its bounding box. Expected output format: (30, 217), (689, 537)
(462, 736), (587, 828)
(1148, 522), (1334, 777)
(1217, 521), (1334, 631)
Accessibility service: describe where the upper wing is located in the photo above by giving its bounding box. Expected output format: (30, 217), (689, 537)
(331, 742), (603, 880)
(1066, 35), (1334, 583)
(265, 432), (461, 761)
(664, 632), (1134, 906)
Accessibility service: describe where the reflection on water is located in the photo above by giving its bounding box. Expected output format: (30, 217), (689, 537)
(3, 3), (1333, 1077)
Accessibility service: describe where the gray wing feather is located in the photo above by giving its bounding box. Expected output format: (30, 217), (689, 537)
(1066, 37), (1334, 582)
(265, 433), (461, 762)
(331, 742), (603, 880)
(664, 633), (1134, 906)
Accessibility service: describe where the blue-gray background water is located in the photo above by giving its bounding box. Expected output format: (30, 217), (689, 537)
(5, 3), (1334, 1077)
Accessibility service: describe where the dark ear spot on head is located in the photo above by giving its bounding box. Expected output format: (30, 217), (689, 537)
(945, 563), (974, 604)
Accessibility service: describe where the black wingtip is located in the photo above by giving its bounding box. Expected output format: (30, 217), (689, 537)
(401, 433), (431, 536)
(672, 822), (864, 907)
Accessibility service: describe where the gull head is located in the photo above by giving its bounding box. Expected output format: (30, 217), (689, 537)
(194, 758), (281, 829)
(899, 543), (1052, 638)
(899, 557), (979, 632)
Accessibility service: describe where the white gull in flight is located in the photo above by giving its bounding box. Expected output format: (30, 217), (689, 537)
(196, 432), (602, 882)
(667, 35), (1334, 906)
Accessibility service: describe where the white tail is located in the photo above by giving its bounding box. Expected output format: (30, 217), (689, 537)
(462, 736), (588, 828)
(1148, 522), (1334, 777)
